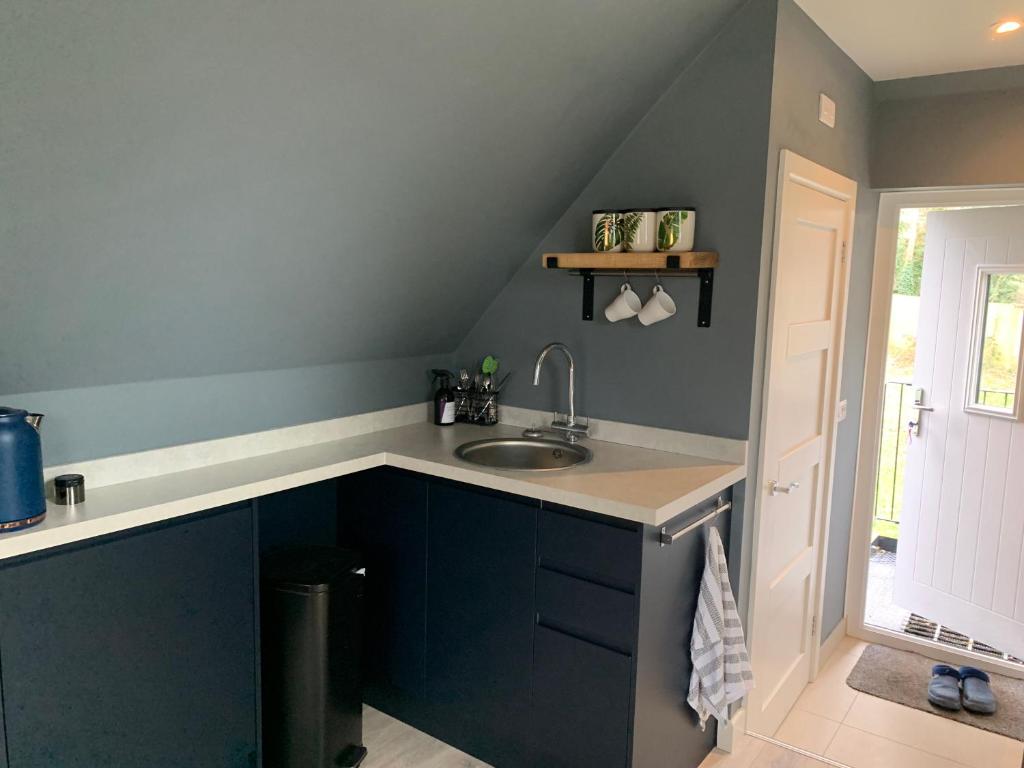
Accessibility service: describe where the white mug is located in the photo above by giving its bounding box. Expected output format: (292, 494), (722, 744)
(638, 285), (676, 326)
(604, 282), (642, 322)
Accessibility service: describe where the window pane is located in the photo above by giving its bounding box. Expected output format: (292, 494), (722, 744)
(974, 272), (1024, 412)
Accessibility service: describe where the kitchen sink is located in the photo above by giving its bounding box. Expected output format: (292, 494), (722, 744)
(454, 437), (591, 471)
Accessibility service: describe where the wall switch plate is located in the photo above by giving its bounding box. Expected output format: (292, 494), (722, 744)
(818, 93), (836, 128)
(836, 399), (848, 422)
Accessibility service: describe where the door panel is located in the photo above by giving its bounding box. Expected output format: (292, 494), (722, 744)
(747, 151), (856, 735)
(0, 505), (258, 768)
(425, 482), (537, 763)
(895, 206), (1024, 658)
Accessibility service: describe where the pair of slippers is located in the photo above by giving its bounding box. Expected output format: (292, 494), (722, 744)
(928, 665), (997, 714)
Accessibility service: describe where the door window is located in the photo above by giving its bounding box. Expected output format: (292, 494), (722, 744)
(966, 266), (1024, 418)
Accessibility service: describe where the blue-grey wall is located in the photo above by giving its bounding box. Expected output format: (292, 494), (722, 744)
(1, 0), (746, 462)
(5, 356), (446, 466)
(457, 0), (779, 440)
(758, 0), (876, 639)
(872, 65), (1024, 189)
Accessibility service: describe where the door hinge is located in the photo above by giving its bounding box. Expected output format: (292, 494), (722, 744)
(841, 241), (847, 262)
(811, 615), (818, 637)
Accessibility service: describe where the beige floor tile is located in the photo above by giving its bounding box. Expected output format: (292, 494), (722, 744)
(774, 709), (841, 755)
(699, 735), (766, 768)
(701, 738), (835, 768)
(750, 742), (836, 767)
(825, 724), (971, 768)
(830, 636), (868, 661)
(792, 659), (858, 721)
(843, 693), (1024, 768)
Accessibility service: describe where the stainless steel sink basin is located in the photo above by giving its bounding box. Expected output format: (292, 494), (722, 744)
(454, 437), (591, 471)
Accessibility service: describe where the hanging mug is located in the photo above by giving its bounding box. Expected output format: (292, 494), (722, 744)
(592, 210), (623, 252)
(638, 284), (677, 326)
(604, 282), (643, 322)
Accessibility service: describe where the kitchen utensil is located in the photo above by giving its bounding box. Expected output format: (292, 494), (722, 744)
(0, 407), (46, 531)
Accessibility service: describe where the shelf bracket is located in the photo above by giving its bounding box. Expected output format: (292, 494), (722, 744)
(697, 268), (713, 328)
(581, 269), (594, 321)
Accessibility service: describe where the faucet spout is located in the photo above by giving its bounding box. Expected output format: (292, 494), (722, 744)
(533, 342), (576, 428)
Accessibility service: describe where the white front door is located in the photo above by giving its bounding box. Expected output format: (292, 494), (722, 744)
(746, 151), (856, 735)
(894, 206), (1024, 660)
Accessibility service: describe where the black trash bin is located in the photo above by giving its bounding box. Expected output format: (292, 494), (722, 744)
(261, 545), (367, 768)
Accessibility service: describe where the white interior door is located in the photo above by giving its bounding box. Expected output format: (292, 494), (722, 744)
(746, 151), (856, 736)
(894, 206), (1024, 660)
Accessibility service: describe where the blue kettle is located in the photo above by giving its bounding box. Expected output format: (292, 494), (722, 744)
(0, 408), (47, 531)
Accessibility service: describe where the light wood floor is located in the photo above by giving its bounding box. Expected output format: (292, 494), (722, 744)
(362, 706), (490, 768)
(362, 705), (830, 768)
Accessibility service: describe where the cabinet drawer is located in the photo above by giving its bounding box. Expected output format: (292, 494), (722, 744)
(532, 624), (633, 768)
(539, 507), (640, 590)
(536, 567), (635, 654)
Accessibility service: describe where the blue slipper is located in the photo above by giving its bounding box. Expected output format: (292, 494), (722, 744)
(928, 664), (962, 710)
(960, 667), (997, 715)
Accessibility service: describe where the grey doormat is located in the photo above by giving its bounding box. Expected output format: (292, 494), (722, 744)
(846, 644), (1024, 742)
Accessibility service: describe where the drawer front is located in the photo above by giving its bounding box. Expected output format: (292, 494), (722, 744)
(532, 624), (633, 768)
(536, 567), (635, 654)
(538, 507), (640, 591)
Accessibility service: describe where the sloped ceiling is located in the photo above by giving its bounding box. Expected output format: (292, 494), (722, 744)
(1, 0), (744, 395)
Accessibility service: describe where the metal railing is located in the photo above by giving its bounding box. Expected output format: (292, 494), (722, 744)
(874, 381), (912, 524)
(874, 382), (1017, 525)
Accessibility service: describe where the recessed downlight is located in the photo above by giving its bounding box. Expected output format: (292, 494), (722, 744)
(995, 19), (1022, 34)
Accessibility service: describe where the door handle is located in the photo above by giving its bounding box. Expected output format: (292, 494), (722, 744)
(769, 480), (800, 496)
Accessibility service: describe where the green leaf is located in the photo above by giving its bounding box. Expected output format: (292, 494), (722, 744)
(657, 212), (680, 250)
(594, 214), (622, 251)
(621, 212), (643, 251)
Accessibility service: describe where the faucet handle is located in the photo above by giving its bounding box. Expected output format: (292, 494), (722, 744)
(551, 413), (589, 443)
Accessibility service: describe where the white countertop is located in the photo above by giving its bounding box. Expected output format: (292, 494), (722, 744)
(2, 421), (745, 561)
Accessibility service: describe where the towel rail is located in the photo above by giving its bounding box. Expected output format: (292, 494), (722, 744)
(659, 497), (731, 547)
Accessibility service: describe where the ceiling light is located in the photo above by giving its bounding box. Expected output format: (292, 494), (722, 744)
(994, 19), (1022, 34)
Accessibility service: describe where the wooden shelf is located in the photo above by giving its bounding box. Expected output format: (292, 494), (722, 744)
(542, 251), (718, 270)
(542, 251), (718, 327)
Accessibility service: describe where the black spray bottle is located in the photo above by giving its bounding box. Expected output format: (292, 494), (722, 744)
(431, 369), (456, 426)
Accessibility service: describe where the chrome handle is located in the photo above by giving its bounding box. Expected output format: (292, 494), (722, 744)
(659, 497), (731, 547)
(913, 405), (935, 412)
(769, 480), (800, 496)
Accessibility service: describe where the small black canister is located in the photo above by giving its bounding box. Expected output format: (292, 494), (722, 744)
(54, 474), (85, 506)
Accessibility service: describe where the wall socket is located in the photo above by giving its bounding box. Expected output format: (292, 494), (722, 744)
(818, 93), (836, 128)
(836, 399), (848, 422)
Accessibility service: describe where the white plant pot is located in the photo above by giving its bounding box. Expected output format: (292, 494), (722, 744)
(655, 208), (696, 252)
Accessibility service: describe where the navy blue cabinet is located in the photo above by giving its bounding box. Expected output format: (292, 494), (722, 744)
(425, 482), (538, 765)
(336, 472), (732, 768)
(0, 504), (259, 768)
(338, 468), (430, 698)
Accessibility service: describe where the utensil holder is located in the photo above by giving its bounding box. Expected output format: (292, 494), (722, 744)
(465, 390), (499, 426)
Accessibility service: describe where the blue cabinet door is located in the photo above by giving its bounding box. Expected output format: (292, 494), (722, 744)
(338, 468), (429, 698)
(0, 504), (259, 768)
(425, 482), (537, 765)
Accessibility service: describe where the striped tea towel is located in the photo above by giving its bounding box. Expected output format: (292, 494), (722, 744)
(687, 526), (754, 730)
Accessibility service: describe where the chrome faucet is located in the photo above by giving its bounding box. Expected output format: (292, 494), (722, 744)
(532, 342), (589, 442)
